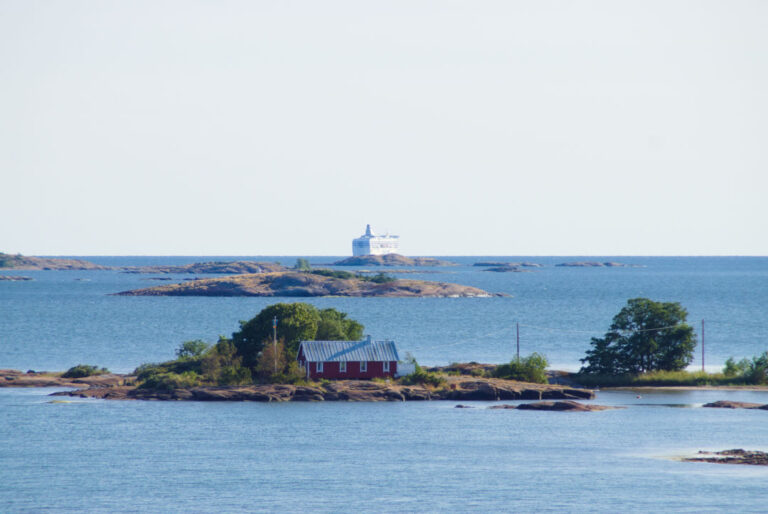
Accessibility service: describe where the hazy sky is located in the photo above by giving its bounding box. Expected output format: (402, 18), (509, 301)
(1, 1), (766, 255)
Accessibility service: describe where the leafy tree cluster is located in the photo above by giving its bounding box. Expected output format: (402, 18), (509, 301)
(294, 258), (312, 272)
(580, 298), (696, 375)
(723, 352), (768, 384)
(307, 268), (396, 284)
(133, 303), (365, 389)
(232, 303), (363, 369)
(62, 364), (110, 378)
(492, 353), (549, 383)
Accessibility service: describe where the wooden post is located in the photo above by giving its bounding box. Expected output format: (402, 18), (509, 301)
(701, 319), (705, 373)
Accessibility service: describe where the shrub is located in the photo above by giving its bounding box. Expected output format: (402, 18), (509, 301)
(399, 360), (446, 387)
(175, 340), (209, 359)
(493, 353), (549, 384)
(62, 364), (110, 379)
(138, 371), (201, 391)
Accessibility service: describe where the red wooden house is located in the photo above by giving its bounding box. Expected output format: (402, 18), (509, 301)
(297, 336), (399, 380)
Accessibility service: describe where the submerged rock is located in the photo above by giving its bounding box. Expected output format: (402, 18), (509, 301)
(702, 401), (765, 409)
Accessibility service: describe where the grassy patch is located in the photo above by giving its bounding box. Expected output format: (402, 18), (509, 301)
(573, 370), (754, 388)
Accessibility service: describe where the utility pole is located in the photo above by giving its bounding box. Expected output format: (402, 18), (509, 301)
(516, 322), (520, 362)
(701, 319), (705, 373)
(273, 316), (278, 374)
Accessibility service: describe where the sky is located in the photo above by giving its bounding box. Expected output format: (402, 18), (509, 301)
(1, 0), (766, 256)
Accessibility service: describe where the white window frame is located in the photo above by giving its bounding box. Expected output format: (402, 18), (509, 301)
(360, 361), (368, 373)
(317, 361), (323, 373)
(340, 361), (347, 373)
(383, 361), (390, 373)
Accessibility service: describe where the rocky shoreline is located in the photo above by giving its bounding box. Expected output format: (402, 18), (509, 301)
(2, 369), (593, 403)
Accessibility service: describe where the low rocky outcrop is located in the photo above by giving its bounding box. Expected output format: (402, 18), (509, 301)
(0, 253), (109, 270)
(683, 449), (768, 466)
(474, 262), (542, 268)
(483, 266), (538, 273)
(332, 254), (456, 267)
(486, 401), (616, 411)
(0, 369), (127, 388)
(121, 261), (286, 275)
(113, 271), (503, 298)
(0, 275), (33, 281)
(514, 401), (617, 411)
(702, 400), (766, 409)
(555, 261), (642, 268)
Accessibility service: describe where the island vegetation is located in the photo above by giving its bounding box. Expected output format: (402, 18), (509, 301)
(332, 254), (456, 267)
(573, 298), (768, 387)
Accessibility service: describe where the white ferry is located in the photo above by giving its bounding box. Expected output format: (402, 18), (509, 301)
(352, 225), (400, 256)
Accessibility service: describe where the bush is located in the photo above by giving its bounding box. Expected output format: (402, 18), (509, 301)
(138, 371), (202, 391)
(175, 340), (209, 359)
(62, 364), (110, 379)
(399, 360), (446, 387)
(492, 353), (549, 384)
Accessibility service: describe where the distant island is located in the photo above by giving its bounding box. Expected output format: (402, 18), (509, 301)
(115, 271), (502, 297)
(556, 261), (643, 268)
(473, 261), (543, 268)
(333, 254), (456, 267)
(0, 252), (109, 270)
(120, 261), (286, 274)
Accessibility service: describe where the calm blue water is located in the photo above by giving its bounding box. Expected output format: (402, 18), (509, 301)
(2, 387), (768, 512)
(1, 256), (766, 372)
(2, 256), (768, 512)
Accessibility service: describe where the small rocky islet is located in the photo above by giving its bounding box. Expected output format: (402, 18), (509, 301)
(2, 369), (595, 404)
(683, 449), (768, 466)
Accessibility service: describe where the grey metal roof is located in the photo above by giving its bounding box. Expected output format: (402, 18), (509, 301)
(299, 340), (399, 363)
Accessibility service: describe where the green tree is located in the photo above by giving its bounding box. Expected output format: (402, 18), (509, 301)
(295, 258), (311, 271)
(580, 298), (696, 374)
(232, 303), (365, 371)
(492, 353), (549, 383)
(175, 340), (209, 359)
(316, 308), (364, 341)
(233, 303), (321, 368)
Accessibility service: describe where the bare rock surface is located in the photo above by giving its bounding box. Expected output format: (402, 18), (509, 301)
(702, 400), (765, 409)
(515, 401), (618, 412)
(113, 271), (502, 298)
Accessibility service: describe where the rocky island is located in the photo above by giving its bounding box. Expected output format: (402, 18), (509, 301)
(0, 252), (109, 270)
(120, 261), (287, 274)
(683, 449), (768, 466)
(332, 254), (456, 267)
(114, 271), (502, 297)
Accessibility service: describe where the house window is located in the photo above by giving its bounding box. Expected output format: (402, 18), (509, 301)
(340, 362), (347, 373)
(383, 361), (390, 373)
(360, 361), (367, 373)
(317, 362), (323, 373)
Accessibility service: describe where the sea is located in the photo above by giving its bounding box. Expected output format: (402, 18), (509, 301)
(1, 256), (767, 512)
